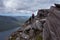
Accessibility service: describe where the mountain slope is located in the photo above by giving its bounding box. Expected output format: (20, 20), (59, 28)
(0, 16), (29, 32)
(13, 16), (29, 24)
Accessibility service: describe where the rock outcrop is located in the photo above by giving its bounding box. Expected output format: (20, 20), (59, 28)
(8, 10), (46, 40)
(8, 4), (60, 40)
(55, 4), (60, 8)
(43, 4), (60, 40)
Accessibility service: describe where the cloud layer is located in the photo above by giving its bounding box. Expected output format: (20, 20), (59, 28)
(0, 0), (60, 15)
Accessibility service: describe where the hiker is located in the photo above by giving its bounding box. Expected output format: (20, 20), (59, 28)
(25, 13), (35, 24)
(32, 13), (35, 19)
(31, 13), (35, 23)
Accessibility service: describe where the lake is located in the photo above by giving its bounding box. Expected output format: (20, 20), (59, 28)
(0, 27), (21, 40)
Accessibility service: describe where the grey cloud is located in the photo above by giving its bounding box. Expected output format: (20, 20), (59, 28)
(0, 0), (60, 12)
(0, 0), (4, 8)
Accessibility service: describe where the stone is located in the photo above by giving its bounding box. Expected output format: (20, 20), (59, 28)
(55, 4), (60, 8)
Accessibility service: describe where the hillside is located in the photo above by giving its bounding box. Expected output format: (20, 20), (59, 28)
(13, 16), (29, 24)
(0, 15), (29, 32)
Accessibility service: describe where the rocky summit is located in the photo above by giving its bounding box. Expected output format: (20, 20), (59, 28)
(8, 4), (60, 40)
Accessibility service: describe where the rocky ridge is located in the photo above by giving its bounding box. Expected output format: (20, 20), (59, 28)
(8, 4), (60, 40)
(8, 7), (49, 40)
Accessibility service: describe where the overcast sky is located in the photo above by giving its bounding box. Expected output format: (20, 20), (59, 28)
(0, 0), (60, 16)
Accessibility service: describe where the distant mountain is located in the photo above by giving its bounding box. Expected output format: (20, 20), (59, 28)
(0, 15), (29, 32)
(13, 16), (30, 24)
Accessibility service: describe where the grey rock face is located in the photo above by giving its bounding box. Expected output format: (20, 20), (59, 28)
(43, 6), (60, 40)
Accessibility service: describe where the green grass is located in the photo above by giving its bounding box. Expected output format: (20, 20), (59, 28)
(36, 35), (42, 40)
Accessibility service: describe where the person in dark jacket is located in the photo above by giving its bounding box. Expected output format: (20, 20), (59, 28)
(32, 13), (35, 19)
(31, 13), (35, 23)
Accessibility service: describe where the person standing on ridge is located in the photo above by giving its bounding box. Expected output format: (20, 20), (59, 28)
(31, 13), (35, 22)
(25, 13), (35, 25)
(32, 13), (35, 19)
